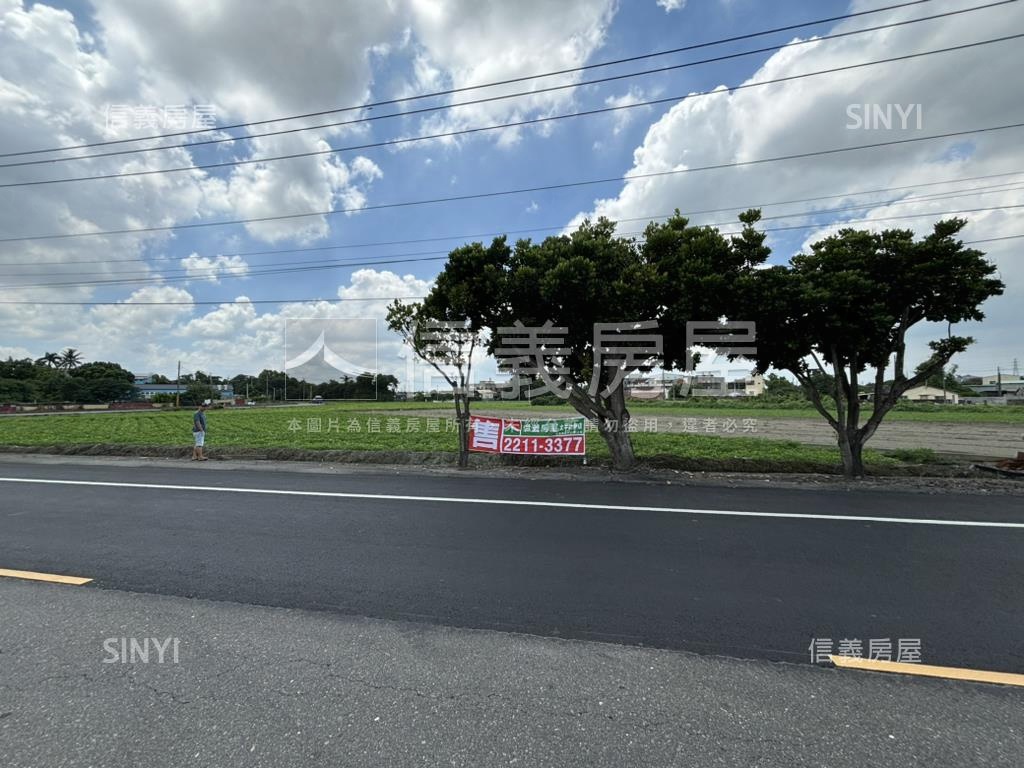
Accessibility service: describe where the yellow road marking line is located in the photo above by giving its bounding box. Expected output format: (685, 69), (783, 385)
(830, 654), (1024, 687)
(0, 567), (92, 585)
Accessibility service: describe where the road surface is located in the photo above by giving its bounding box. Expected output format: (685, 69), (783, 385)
(1, 456), (1022, 766)
(1, 455), (1022, 669)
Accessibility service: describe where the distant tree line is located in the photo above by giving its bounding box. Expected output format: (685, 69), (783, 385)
(0, 355), (398, 405)
(0, 352), (135, 404)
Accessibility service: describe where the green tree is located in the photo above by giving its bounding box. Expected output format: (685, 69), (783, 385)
(747, 218), (1003, 478)
(418, 214), (765, 469)
(70, 361), (136, 402)
(0, 378), (34, 402)
(762, 373), (803, 401)
(911, 362), (974, 396)
(387, 302), (480, 467)
(181, 383), (219, 407)
(59, 348), (83, 370)
(35, 352), (62, 369)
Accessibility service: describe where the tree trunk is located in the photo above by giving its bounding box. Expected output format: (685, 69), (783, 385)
(455, 392), (470, 468)
(599, 385), (636, 471)
(836, 428), (866, 479)
(600, 425), (636, 471)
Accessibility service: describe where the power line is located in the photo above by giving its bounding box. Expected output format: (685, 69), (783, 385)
(3, 169), (1021, 268)
(0, 296), (425, 307)
(0, 1), (1002, 171)
(3, 120), (1022, 245)
(5, 32), (1019, 189)
(6, 202), (1022, 292)
(3, 220), (1021, 310)
(0, 0), (938, 160)
(715, 203), (1024, 235)
(3, 227), (1021, 306)
(963, 232), (1024, 243)
(3, 178), (1019, 284)
(3, 252), (455, 289)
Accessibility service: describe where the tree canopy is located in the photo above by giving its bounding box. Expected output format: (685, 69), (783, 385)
(746, 217), (1003, 476)
(416, 213), (769, 469)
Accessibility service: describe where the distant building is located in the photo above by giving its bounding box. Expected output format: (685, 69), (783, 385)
(663, 373), (764, 398)
(625, 375), (670, 400)
(133, 373), (156, 385)
(965, 374), (1024, 397)
(134, 383), (179, 400)
(474, 379), (502, 400)
(901, 385), (959, 404)
(134, 382), (235, 402)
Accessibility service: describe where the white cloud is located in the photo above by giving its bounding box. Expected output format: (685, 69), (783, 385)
(570, 0), (1024, 370)
(0, 269), (433, 382)
(604, 86), (652, 136)
(180, 253), (249, 283)
(0, 1), (624, 381)
(0, 345), (34, 360)
(398, 0), (618, 148)
(656, 0), (686, 12)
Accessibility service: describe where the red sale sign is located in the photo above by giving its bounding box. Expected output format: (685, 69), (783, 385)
(468, 416), (503, 453)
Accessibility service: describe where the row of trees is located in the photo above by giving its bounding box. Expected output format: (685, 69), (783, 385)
(35, 348), (84, 371)
(0, 358), (399, 406)
(0, 358), (136, 404)
(391, 212), (1002, 478)
(227, 370), (398, 401)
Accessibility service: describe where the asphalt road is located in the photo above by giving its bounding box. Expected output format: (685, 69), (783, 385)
(1, 457), (1022, 673)
(3, 578), (1022, 768)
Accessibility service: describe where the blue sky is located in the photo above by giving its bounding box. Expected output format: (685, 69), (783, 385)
(97, 0), (837, 309)
(0, 0), (1020, 383)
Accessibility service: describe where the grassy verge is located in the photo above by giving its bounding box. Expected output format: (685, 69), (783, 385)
(0, 404), (935, 474)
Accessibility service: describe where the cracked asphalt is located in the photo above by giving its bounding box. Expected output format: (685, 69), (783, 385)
(2, 579), (1023, 768)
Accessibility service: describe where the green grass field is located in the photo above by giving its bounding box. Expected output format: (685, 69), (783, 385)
(499, 400), (1024, 423)
(0, 403), (927, 470)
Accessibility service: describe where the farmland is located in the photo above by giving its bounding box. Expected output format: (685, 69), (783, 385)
(4, 399), (1021, 471)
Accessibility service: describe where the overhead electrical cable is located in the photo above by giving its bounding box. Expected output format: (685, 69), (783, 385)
(3, 32), (1020, 188)
(0, 0), (940, 159)
(0, 0), (1005, 170)
(2, 121), (1022, 244)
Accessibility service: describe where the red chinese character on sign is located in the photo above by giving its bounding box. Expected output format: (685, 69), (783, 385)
(469, 416), (502, 453)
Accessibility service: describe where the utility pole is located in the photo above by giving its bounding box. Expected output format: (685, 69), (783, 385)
(175, 360), (180, 408)
(997, 366), (1003, 397)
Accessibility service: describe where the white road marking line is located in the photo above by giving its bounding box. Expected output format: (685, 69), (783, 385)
(0, 476), (1021, 528)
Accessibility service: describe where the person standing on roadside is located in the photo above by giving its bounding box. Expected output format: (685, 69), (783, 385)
(191, 402), (208, 461)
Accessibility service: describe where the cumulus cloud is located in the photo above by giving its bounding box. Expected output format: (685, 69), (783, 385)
(604, 86), (653, 137)
(398, 0), (618, 147)
(656, 0), (686, 12)
(0, 1), (614, 371)
(570, 0), (1024, 370)
(0, 268), (433, 383)
(180, 253), (249, 283)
